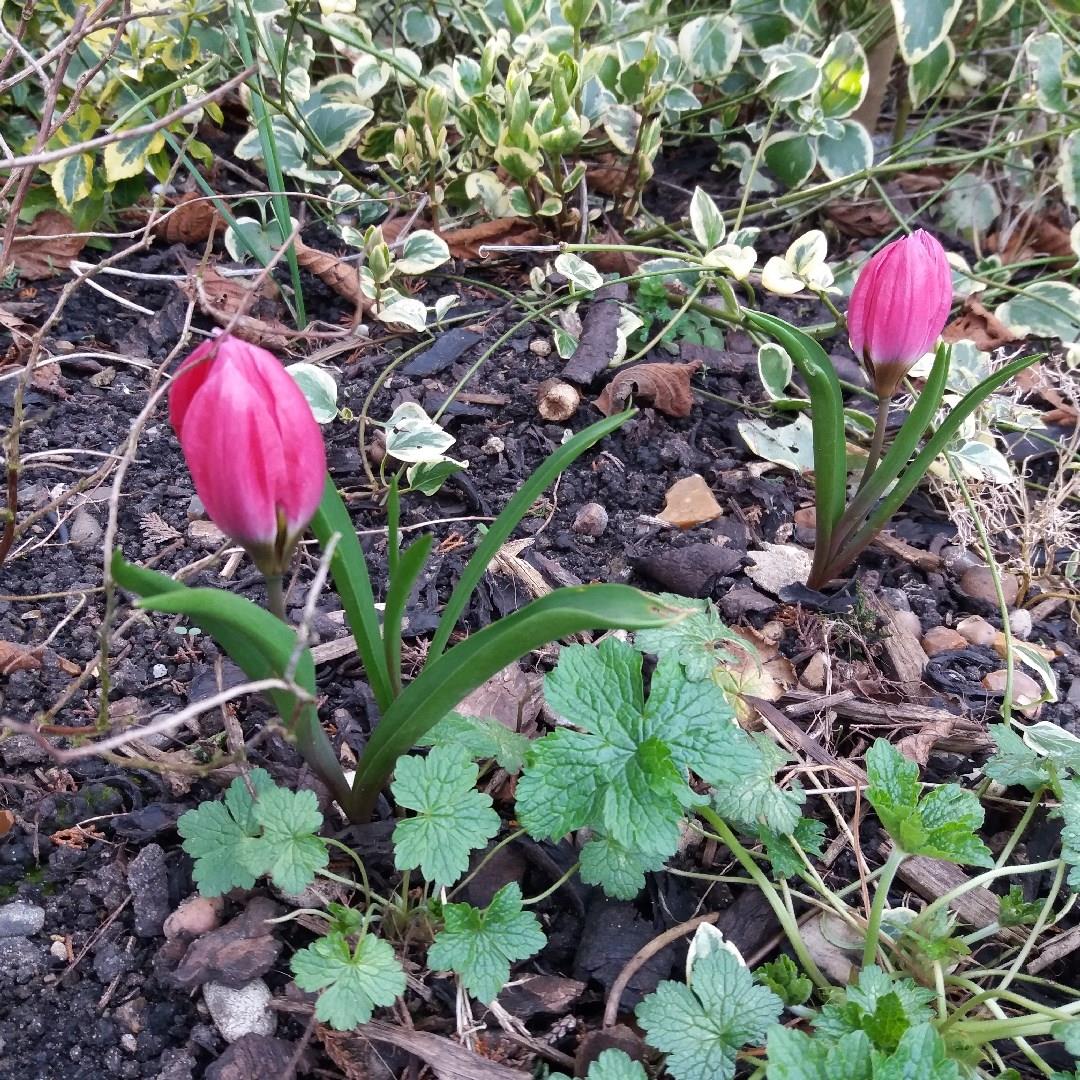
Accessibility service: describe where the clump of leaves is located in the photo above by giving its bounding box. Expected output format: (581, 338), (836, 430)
(630, 276), (725, 354)
(515, 637), (803, 898)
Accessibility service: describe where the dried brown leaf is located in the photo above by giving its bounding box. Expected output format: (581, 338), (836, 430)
(8, 211), (86, 280)
(440, 217), (542, 260)
(594, 361), (701, 418)
(0, 641), (43, 674)
(943, 298), (1021, 351)
(293, 238), (365, 308)
(823, 199), (896, 239)
(155, 193), (221, 245)
(177, 262), (292, 350)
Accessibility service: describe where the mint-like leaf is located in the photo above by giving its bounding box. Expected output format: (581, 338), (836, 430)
(177, 769), (273, 896)
(291, 932), (405, 1030)
(814, 966), (934, 1051)
(712, 731), (805, 834)
(417, 711), (530, 773)
(635, 595), (746, 681)
(427, 883), (546, 1003)
(766, 1025), (872, 1080)
(1060, 779), (1080, 889)
(518, 639), (752, 895)
(392, 745), (501, 887)
(637, 949), (782, 1080)
(865, 740), (992, 866)
(759, 817), (827, 880)
(550, 1049), (649, 1080)
(241, 785), (328, 895)
(579, 833), (669, 899)
(871, 1023), (959, 1080)
(983, 725), (1052, 791)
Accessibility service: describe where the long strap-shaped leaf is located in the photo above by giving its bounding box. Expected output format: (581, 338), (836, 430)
(383, 534), (434, 697)
(427, 410), (636, 659)
(111, 553), (352, 807)
(826, 350), (1043, 579)
(346, 583), (677, 821)
(827, 342), (951, 559)
(744, 312), (846, 586)
(311, 476), (395, 714)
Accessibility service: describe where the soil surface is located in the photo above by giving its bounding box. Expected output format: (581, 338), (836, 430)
(2, 155), (1079, 1078)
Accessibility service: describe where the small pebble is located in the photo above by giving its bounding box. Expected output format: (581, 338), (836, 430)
(482, 436), (505, 455)
(204, 979), (276, 1043)
(1008, 608), (1033, 640)
(536, 378), (580, 422)
(572, 502), (609, 537)
(982, 669), (1042, 705)
(121, 1034), (138, 1053)
(921, 626), (967, 656)
(959, 567), (1018, 606)
(957, 615), (997, 646)
(49, 940), (68, 961)
(188, 519), (226, 550)
(69, 507), (103, 549)
(0, 902), (45, 938)
(164, 895), (224, 940)
(892, 610), (922, 639)
(942, 546), (983, 574)
(152, 664), (168, 679)
(529, 338), (552, 356)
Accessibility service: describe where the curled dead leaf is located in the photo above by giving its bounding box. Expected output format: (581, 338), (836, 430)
(293, 238), (366, 311)
(440, 217), (543, 261)
(823, 198), (896, 238)
(943, 298), (1020, 351)
(177, 261), (292, 350)
(0, 641), (44, 674)
(8, 211), (87, 280)
(594, 361), (700, 418)
(155, 193), (221, 245)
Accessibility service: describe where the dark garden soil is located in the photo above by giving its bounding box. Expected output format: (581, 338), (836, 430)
(2, 174), (1080, 1078)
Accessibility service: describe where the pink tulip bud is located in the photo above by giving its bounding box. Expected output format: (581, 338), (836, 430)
(847, 230), (953, 399)
(169, 334), (326, 575)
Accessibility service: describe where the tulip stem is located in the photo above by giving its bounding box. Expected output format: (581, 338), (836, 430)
(265, 574), (287, 623)
(857, 396), (890, 495)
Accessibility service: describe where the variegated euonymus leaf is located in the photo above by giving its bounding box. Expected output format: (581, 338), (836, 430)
(689, 187), (726, 250)
(554, 252), (604, 292)
(762, 132), (816, 189)
(1025, 33), (1066, 113)
(816, 120), (872, 180)
(286, 363), (339, 424)
(103, 131), (165, 183)
(996, 281), (1080, 361)
(1058, 130), (1080, 211)
(817, 32), (868, 118)
(395, 229), (451, 275)
(383, 401), (457, 463)
(891, 0), (963, 63)
(678, 14), (742, 80)
(908, 38), (956, 108)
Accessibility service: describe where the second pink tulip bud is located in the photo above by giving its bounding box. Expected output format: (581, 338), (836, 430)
(847, 230), (953, 399)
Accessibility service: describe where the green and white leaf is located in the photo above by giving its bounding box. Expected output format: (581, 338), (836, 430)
(690, 187), (726, 250)
(405, 459), (468, 497)
(396, 229), (451, 275)
(762, 132), (816, 189)
(1058, 130), (1080, 212)
(762, 49), (821, 103)
(428, 883), (546, 1002)
(401, 5), (441, 45)
(996, 281), (1080, 356)
(758, 343), (793, 400)
(909, 38), (956, 108)
(1062, 779), (1080, 889)
(817, 32), (868, 118)
(1025, 32), (1066, 113)
(299, 92), (374, 161)
(291, 932), (406, 1030)
(678, 14), (742, 80)
(391, 745), (501, 887)
(738, 414), (816, 473)
(816, 120), (873, 181)
(891, 0), (962, 63)
(938, 174), (1001, 239)
(384, 402), (457, 464)
(287, 362), (339, 424)
(555, 252), (604, 292)
(377, 296), (430, 333)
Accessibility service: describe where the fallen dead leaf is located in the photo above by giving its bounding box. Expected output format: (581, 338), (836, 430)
(0, 641), (43, 674)
(657, 474), (723, 528)
(823, 198), (896, 238)
(440, 217), (543, 261)
(988, 211), (1076, 265)
(594, 361), (700, 418)
(8, 211), (87, 280)
(177, 260), (292, 350)
(943, 298), (1020, 351)
(0, 810), (13, 838)
(155, 193), (221, 245)
(293, 238), (366, 313)
(586, 154), (628, 196)
(588, 223), (642, 276)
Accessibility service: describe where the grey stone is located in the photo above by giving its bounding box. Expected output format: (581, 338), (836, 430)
(0, 938), (48, 985)
(69, 507), (103, 549)
(203, 979), (276, 1043)
(0, 734), (50, 767)
(93, 941), (135, 982)
(0, 902), (45, 938)
(153, 1047), (198, 1080)
(127, 843), (169, 937)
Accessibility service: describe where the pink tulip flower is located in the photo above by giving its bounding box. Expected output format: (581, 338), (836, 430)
(169, 334), (326, 575)
(847, 230), (953, 399)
